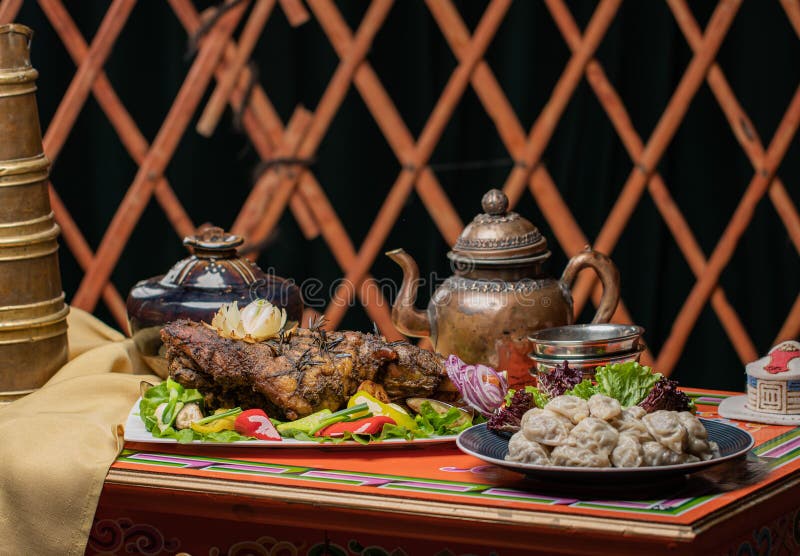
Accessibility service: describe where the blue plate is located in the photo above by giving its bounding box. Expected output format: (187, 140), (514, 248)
(456, 418), (754, 482)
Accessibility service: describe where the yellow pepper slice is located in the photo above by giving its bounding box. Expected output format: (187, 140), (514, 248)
(347, 391), (417, 430)
(190, 414), (237, 434)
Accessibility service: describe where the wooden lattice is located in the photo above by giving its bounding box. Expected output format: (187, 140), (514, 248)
(1, 0), (798, 376)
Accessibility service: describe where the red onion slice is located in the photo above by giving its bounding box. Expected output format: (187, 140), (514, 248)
(445, 355), (508, 416)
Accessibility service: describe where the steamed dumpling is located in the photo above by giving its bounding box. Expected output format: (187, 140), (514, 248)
(552, 445), (611, 467)
(610, 433), (644, 467)
(642, 410), (688, 454)
(642, 441), (700, 466)
(588, 394), (622, 421)
(610, 407), (653, 443)
(520, 407), (545, 429)
(676, 411), (714, 460)
(509, 401), (714, 468)
(506, 431), (551, 465)
(625, 406), (647, 420)
(546, 395), (590, 425)
(521, 409), (573, 446)
(642, 441), (682, 466)
(521, 407), (574, 431)
(676, 411), (707, 440)
(566, 417), (619, 455)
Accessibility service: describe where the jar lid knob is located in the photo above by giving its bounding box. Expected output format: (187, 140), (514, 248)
(183, 225), (243, 259)
(481, 188), (508, 216)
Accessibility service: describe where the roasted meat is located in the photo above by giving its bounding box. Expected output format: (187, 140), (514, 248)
(161, 320), (446, 420)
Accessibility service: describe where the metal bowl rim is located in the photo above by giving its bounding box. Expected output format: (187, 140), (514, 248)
(527, 324), (645, 346)
(529, 345), (645, 363)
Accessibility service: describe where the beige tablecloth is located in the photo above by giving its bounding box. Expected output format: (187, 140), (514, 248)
(0, 308), (156, 556)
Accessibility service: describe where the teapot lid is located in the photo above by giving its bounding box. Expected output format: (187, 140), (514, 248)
(160, 226), (263, 289)
(448, 189), (549, 266)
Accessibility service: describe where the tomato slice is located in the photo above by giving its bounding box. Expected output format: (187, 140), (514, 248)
(234, 409), (282, 441)
(316, 416), (396, 438)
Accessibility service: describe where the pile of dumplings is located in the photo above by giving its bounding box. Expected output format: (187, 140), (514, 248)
(506, 394), (720, 467)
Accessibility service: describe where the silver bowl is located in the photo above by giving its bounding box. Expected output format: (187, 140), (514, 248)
(529, 345), (645, 379)
(528, 323), (644, 358)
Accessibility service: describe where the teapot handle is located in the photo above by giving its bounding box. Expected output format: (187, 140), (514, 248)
(560, 248), (620, 323)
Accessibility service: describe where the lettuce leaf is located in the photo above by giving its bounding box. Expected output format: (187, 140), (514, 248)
(414, 401), (473, 436)
(526, 386), (550, 409)
(283, 430), (330, 443)
(139, 379), (251, 443)
(144, 421), (252, 443)
(594, 362), (661, 407)
(203, 429), (252, 443)
(565, 379), (597, 400)
(139, 377), (203, 431)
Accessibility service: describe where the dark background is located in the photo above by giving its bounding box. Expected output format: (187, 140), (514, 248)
(14, 1), (800, 391)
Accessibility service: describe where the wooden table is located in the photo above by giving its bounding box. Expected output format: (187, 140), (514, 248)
(89, 391), (800, 555)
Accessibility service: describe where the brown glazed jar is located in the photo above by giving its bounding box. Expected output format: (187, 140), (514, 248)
(127, 226), (303, 376)
(388, 189), (620, 387)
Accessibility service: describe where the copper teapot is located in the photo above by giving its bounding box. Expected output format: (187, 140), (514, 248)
(387, 189), (620, 387)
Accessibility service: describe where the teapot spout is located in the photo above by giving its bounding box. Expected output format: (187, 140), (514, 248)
(386, 249), (431, 338)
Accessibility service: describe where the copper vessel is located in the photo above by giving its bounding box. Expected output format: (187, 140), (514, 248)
(387, 189), (620, 387)
(0, 24), (69, 403)
(127, 226), (303, 377)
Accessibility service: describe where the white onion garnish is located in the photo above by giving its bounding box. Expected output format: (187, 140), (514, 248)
(445, 355), (508, 416)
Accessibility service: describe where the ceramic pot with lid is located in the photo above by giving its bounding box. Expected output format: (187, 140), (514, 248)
(387, 188), (620, 387)
(127, 226), (303, 376)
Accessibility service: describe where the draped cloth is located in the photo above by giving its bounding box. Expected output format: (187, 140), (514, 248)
(0, 308), (155, 555)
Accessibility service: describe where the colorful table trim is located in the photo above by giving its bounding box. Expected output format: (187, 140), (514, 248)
(107, 389), (800, 538)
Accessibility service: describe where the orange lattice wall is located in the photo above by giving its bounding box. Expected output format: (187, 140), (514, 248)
(1, 0), (798, 385)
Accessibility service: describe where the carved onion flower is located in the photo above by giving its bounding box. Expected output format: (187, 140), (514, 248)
(209, 299), (287, 342)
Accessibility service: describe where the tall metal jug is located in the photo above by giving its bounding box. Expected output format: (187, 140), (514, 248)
(0, 24), (68, 403)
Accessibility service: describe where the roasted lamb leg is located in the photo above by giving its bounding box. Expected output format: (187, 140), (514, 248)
(161, 320), (445, 420)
